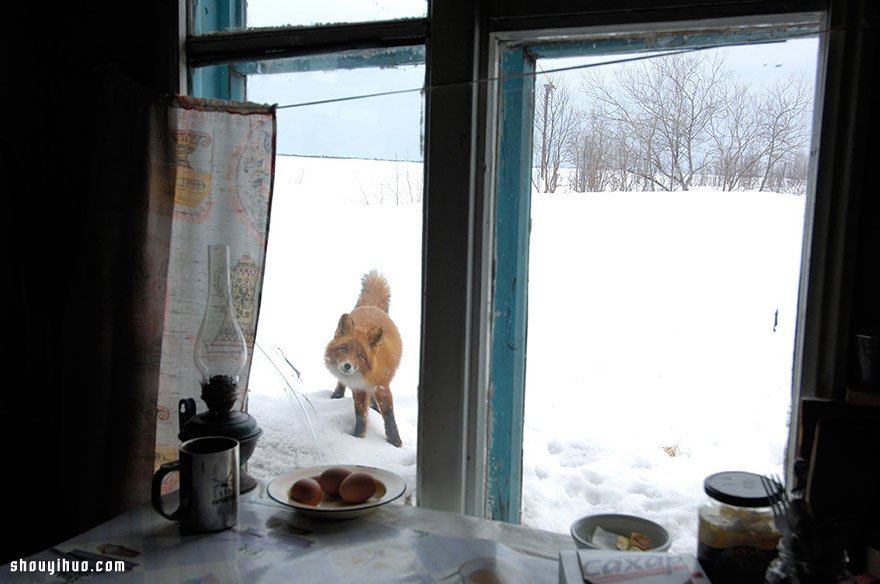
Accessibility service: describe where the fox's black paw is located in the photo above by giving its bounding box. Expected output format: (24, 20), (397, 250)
(353, 414), (367, 438)
(383, 411), (402, 447)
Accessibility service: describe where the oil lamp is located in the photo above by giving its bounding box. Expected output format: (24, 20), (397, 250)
(179, 244), (262, 493)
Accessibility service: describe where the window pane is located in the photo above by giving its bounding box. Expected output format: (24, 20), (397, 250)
(258, 65), (424, 159)
(247, 0), (427, 29)
(519, 36), (820, 554)
(199, 52), (425, 503)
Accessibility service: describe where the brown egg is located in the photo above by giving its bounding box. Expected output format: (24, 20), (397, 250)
(338, 471), (377, 504)
(318, 466), (352, 497)
(288, 477), (323, 506)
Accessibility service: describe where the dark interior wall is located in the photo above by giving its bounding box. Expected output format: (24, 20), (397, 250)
(2, 2), (174, 564)
(816, 0), (880, 392)
(849, 6), (880, 380)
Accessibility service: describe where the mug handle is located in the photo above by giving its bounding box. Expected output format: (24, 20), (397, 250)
(151, 461), (184, 521)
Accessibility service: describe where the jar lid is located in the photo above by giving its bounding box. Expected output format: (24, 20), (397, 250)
(703, 471), (781, 508)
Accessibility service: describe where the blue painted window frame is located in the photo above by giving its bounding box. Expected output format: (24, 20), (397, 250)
(487, 46), (534, 524)
(487, 19), (821, 524)
(191, 0), (245, 99)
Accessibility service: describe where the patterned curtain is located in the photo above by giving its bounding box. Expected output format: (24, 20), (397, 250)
(151, 96), (277, 474)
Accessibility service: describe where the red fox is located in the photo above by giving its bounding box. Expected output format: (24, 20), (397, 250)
(324, 270), (403, 447)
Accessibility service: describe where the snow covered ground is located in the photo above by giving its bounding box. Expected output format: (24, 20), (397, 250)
(246, 154), (804, 555)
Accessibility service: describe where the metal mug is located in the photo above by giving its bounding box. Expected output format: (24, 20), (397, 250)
(151, 436), (240, 532)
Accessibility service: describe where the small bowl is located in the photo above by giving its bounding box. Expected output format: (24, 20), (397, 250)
(570, 513), (671, 552)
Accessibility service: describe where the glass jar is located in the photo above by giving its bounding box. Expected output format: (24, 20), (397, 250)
(765, 538), (821, 584)
(697, 471), (782, 584)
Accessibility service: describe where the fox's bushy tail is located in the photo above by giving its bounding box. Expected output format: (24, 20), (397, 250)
(355, 270), (391, 314)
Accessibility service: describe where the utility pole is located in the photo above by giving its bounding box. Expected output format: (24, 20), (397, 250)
(541, 80), (555, 192)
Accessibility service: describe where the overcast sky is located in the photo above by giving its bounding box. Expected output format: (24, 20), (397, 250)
(248, 65), (425, 161)
(246, 0), (427, 28)
(246, 34), (819, 161)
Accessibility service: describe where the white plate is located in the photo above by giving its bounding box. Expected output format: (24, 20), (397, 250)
(266, 465), (406, 519)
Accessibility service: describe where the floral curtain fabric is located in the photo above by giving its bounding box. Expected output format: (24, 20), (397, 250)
(152, 96), (276, 476)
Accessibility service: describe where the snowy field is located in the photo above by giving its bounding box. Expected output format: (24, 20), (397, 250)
(246, 154), (804, 555)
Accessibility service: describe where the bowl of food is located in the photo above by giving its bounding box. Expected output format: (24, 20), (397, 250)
(570, 513), (671, 552)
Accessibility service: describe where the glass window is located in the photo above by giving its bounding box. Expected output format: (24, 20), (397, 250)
(248, 0), (426, 28)
(185, 2), (857, 537)
(488, 20), (822, 554)
(255, 65), (424, 159)
(194, 0), (428, 33)
(192, 49), (426, 503)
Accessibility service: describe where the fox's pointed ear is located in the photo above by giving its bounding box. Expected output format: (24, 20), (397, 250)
(335, 314), (354, 337)
(366, 326), (384, 348)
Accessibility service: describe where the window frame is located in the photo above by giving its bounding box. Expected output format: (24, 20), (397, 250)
(479, 0), (858, 524)
(485, 12), (825, 523)
(184, 0), (865, 525)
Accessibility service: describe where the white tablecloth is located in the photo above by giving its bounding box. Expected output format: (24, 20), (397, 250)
(0, 480), (576, 583)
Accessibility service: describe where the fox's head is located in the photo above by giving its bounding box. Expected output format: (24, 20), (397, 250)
(324, 313), (384, 390)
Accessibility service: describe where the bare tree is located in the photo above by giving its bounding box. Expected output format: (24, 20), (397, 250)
(538, 51), (813, 196)
(610, 122), (645, 191)
(533, 75), (577, 193)
(755, 74), (813, 193)
(708, 83), (764, 191)
(568, 108), (616, 192)
(584, 52), (731, 191)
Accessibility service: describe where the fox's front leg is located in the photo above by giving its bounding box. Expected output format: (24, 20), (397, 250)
(375, 385), (402, 447)
(331, 381), (346, 399)
(352, 390), (369, 438)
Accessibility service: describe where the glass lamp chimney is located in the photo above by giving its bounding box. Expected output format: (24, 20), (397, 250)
(194, 244), (248, 384)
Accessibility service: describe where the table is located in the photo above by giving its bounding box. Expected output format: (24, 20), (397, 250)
(0, 480), (576, 583)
